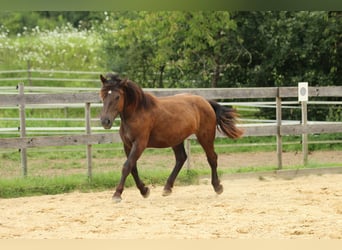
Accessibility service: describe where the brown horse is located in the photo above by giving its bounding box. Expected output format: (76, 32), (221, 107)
(99, 73), (243, 202)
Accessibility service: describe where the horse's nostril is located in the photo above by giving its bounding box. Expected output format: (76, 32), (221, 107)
(101, 118), (110, 127)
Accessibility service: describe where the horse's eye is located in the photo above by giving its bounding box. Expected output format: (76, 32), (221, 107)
(115, 95), (120, 101)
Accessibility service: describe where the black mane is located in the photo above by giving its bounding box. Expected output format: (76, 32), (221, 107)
(101, 73), (156, 111)
(102, 73), (122, 86)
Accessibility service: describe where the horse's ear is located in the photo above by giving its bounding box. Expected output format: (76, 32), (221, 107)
(121, 79), (128, 86)
(100, 74), (106, 85)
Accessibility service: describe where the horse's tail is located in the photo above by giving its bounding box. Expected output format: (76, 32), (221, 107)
(208, 100), (244, 139)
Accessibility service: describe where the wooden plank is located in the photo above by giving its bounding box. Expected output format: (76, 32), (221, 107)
(276, 86), (342, 98)
(187, 125), (277, 140)
(311, 86), (342, 97)
(0, 123), (340, 149)
(1, 89), (265, 107)
(0, 133), (122, 149)
(0, 93), (100, 106)
(24, 93), (101, 104)
(0, 95), (22, 106)
(281, 123), (342, 135)
(278, 87), (297, 98)
(217, 125), (278, 137)
(147, 87), (279, 99)
(1, 86), (341, 107)
(307, 123), (342, 134)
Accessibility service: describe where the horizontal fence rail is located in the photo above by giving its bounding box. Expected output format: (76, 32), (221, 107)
(0, 69), (102, 84)
(2, 86), (342, 106)
(0, 84), (342, 177)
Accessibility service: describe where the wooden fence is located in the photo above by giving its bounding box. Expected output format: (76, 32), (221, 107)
(0, 84), (342, 177)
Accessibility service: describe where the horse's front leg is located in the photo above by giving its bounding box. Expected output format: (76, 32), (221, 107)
(113, 141), (146, 202)
(131, 165), (150, 198)
(122, 144), (149, 198)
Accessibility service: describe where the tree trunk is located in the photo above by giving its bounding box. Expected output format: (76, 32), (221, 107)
(211, 63), (220, 88)
(158, 64), (165, 88)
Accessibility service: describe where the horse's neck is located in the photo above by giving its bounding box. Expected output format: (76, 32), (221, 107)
(121, 91), (156, 121)
(120, 103), (139, 122)
(120, 108), (132, 122)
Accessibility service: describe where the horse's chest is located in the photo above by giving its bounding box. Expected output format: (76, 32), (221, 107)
(120, 121), (149, 143)
(120, 125), (136, 143)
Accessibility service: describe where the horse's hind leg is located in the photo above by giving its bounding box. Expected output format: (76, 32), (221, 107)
(163, 142), (187, 196)
(196, 134), (223, 195)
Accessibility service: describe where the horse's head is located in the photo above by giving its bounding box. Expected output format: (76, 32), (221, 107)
(99, 73), (125, 129)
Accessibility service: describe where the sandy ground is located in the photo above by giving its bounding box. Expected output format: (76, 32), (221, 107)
(0, 173), (341, 239)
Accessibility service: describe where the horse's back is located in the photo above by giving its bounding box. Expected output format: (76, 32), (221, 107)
(147, 94), (216, 148)
(158, 94), (215, 120)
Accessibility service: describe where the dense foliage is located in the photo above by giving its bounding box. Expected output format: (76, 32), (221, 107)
(0, 11), (341, 120)
(1, 11), (340, 88)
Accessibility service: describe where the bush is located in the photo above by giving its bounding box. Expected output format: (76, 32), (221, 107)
(0, 24), (104, 75)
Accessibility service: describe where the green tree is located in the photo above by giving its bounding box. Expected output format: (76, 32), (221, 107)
(100, 11), (246, 88)
(232, 11), (341, 120)
(232, 11), (341, 87)
(180, 12), (249, 88)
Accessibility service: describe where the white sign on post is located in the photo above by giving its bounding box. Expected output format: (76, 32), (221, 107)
(298, 82), (308, 102)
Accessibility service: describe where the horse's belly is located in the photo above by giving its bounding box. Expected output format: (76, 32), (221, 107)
(147, 130), (193, 148)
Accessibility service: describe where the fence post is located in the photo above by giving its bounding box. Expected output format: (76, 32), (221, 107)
(276, 90), (283, 169)
(298, 82), (309, 166)
(85, 102), (92, 180)
(18, 83), (27, 177)
(301, 101), (308, 165)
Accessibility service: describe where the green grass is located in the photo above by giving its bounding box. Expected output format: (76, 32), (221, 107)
(1, 161), (341, 199)
(0, 169), (200, 198)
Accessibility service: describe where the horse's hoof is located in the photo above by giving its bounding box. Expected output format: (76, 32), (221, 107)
(162, 188), (172, 197)
(112, 195), (122, 203)
(142, 187), (150, 198)
(215, 184), (224, 195)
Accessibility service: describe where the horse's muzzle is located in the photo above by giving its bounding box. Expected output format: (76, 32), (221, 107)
(101, 117), (113, 129)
